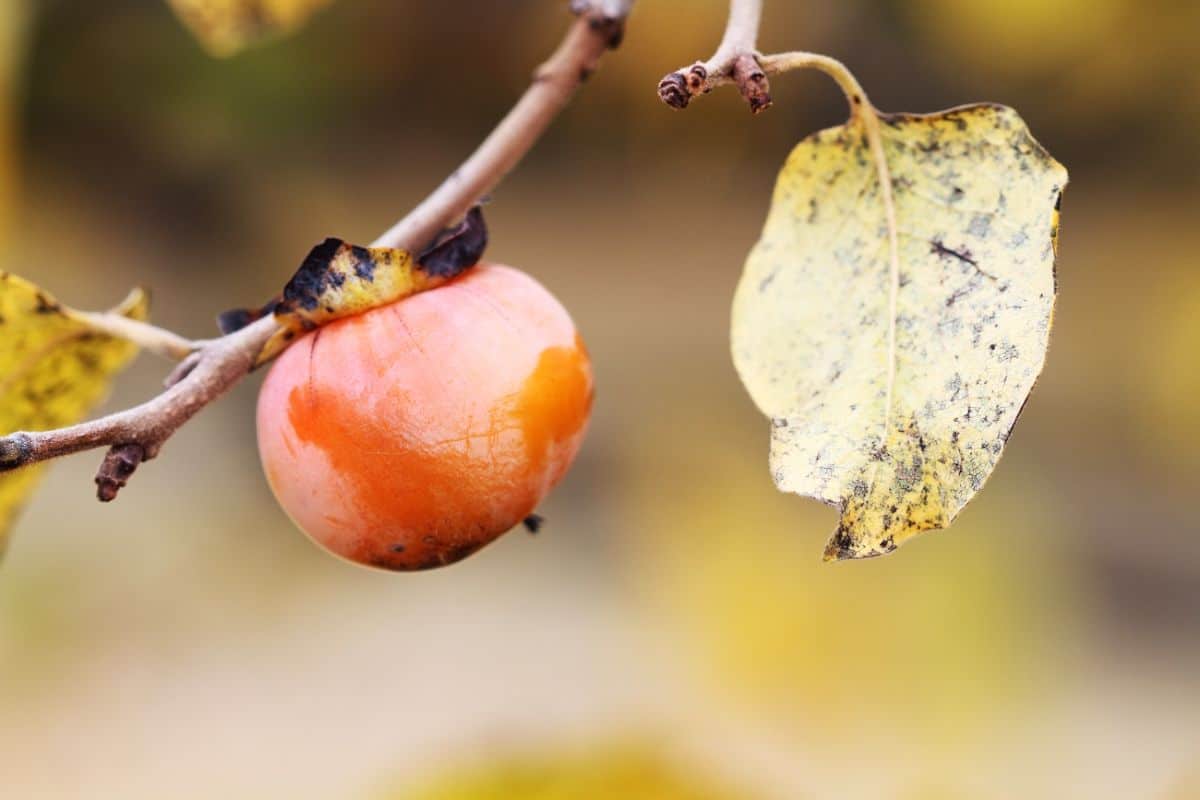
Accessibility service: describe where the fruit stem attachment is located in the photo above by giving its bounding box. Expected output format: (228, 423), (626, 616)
(0, 0), (634, 501)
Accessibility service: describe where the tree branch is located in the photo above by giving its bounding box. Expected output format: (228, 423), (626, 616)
(0, 1), (633, 501)
(375, 1), (629, 251)
(657, 0), (771, 113)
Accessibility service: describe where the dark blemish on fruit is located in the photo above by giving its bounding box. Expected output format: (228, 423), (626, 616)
(522, 514), (544, 534)
(407, 540), (483, 571)
(391, 543), (406, 553)
(445, 541), (483, 564)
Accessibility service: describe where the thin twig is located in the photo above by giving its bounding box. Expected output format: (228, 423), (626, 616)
(0, 1), (633, 500)
(657, 0), (771, 113)
(375, 1), (629, 251)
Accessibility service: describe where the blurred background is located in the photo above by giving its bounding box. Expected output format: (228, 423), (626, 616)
(1, 0), (1198, 797)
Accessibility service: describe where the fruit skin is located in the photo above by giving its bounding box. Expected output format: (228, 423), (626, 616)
(256, 264), (593, 571)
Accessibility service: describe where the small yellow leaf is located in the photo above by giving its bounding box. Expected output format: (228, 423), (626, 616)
(0, 275), (148, 553)
(732, 104), (1066, 560)
(166, 0), (336, 56)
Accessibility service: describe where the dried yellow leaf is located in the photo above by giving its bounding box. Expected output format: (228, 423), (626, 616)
(166, 0), (335, 56)
(732, 103), (1066, 560)
(222, 207), (488, 366)
(0, 275), (148, 553)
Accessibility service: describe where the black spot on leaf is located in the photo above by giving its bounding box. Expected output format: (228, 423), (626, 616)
(281, 238), (347, 313)
(350, 245), (375, 281)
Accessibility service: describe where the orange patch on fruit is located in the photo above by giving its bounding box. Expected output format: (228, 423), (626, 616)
(511, 337), (594, 488)
(285, 382), (481, 569)
(284, 339), (590, 571)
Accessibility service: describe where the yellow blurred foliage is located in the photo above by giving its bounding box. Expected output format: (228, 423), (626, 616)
(167, 0), (336, 56)
(901, 0), (1124, 76)
(903, 0), (1200, 131)
(385, 743), (761, 800)
(622, 406), (1076, 751)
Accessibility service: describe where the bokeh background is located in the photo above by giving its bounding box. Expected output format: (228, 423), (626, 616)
(1, 0), (1198, 797)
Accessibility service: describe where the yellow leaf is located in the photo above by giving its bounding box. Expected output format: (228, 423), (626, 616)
(387, 744), (757, 800)
(731, 104), (1066, 560)
(166, 0), (336, 56)
(0, 275), (148, 553)
(221, 206), (487, 366)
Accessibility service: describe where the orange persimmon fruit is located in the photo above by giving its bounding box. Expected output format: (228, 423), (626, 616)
(256, 264), (594, 571)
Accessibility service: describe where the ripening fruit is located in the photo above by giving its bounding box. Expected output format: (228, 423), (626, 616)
(256, 264), (593, 571)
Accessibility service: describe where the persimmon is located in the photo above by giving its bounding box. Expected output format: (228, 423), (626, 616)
(256, 264), (593, 571)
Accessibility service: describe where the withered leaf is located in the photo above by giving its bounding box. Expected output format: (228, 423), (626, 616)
(224, 206), (488, 366)
(0, 275), (149, 553)
(731, 103), (1066, 560)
